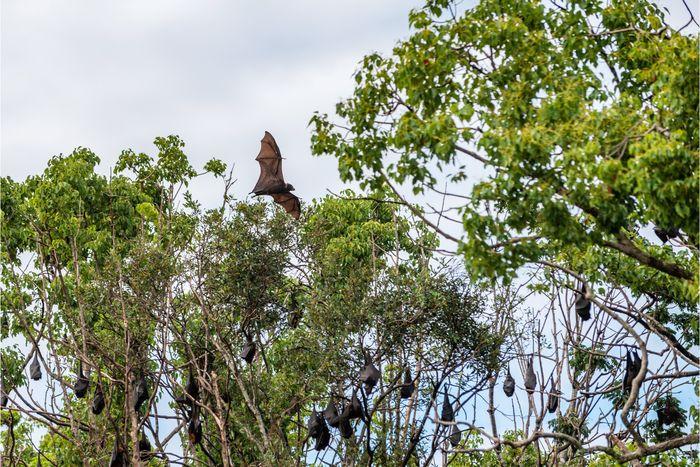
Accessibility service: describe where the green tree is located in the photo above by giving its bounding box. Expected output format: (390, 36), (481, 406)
(1, 137), (513, 465)
(310, 0), (699, 463)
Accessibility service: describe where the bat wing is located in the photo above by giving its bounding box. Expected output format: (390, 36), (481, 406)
(252, 131), (286, 194)
(271, 192), (301, 219)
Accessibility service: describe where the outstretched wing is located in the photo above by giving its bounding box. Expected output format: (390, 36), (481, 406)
(252, 131), (286, 194)
(271, 192), (301, 219)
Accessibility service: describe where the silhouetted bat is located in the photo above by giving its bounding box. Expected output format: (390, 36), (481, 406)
(547, 381), (560, 413)
(503, 368), (515, 397)
(449, 425), (461, 447)
(307, 409), (325, 438)
(323, 399), (340, 428)
(359, 354), (380, 394)
(575, 283), (592, 321)
(314, 424), (330, 451)
(339, 389), (364, 421)
(0, 379), (7, 408)
(440, 388), (454, 422)
(251, 131), (301, 219)
(176, 368), (200, 405)
(139, 430), (154, 461)
(92, 386), (105, 415)
(623, 349), (643, 394)
(188, 406), (203, 445)
(74, 361), (89, 398)
(657, 397), (684, 426)
(654, 226), (680, 243)
(400, 368), (415, 399)
(338, 418), (353, 439)
(524, 357), (537, 394)
(133, 375), (149, 412)
(30, 350), (42, 381)
(109, 438), (126, 467)
(241, 338), (256, 364)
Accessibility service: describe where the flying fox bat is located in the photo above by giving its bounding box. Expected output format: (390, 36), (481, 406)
(251, 131), (301, 219)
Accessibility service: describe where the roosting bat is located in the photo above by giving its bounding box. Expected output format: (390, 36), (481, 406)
(400, 368), (415, 399)
(449, 425), (462, 447)
(440, 388), (454, 422)
(188, 405), (203, 445)
(314, 424), (330, 451)
(307, 409), (325, 438)
(176, 367), (200, 405)
(74, 361), (89, 398)
(240, 337), (256, 364)
(339, 389), (364, 421)
(0, 379), (7, 408)
(109, 437), (126, 467)
(657, 397), (684, 426)
(654, 226), (679, 243)
(575, 283), (592, 321)
(359, 353), (380, 394)
(139, 430), (154, 461)
(503, 368), (515, 397)
(338, 417), (353, 439)
(92, 386), (105, 415)
(30, 349), (42, 381)
(547, 380), (560, 413)
(323, 399), (340, 428)
(133, 374), (149, 412)
(623, 349), (642, 394)
(251, 131), (301, 219)
(524, 357), (537, 394)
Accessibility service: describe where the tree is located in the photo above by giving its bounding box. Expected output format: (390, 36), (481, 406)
(1, 138), (515, 465)
(310, 0), (699, 463)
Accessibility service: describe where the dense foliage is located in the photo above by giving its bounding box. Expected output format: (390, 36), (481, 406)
(310, 0), (699, 464)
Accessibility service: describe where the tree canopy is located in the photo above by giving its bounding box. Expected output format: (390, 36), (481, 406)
(2, 0), (698, 465)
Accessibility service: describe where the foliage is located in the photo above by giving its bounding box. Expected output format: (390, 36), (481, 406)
(309, 0), (699, 464)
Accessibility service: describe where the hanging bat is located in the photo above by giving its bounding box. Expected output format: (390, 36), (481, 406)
(314, 425), (330, 451)
(92, 386), (105, 415)
(251, 131), (301, 219)
(547, 380), (560, 413)
(30, 349), (42, 381)
(188, 405), (203, 445)
(440, 388), (454, 422)
(400, 368), (415, 399)
(574, 283), (592, 321)
(307, 409), (325, 438)
(359, 353), (380, 394)
(503, 367), (515, 397)
(323, 399), (340, 428)
(524, 356), (537, 394)
(449, 425), (462, 447)
(338, 417), (353, 439)
(623, 349), (642, 394)
(139, 430), (154, 461)
(339, 389), (364, 421)
(133, 374), (149, 412)
(74, 360), (89, 398)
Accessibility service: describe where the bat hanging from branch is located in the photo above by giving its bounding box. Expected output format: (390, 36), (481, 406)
(251, 131), (301, 219)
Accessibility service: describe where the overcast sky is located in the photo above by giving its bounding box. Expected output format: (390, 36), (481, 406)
(1, 1), (431, 209)
(2, 1), (696, 210)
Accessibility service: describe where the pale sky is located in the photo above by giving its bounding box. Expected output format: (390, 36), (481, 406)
(1, 0), (425, 208)
(1, 1), (696, 210)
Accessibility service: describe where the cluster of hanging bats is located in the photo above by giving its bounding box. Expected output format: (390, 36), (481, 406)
(0, 133), (686, 462)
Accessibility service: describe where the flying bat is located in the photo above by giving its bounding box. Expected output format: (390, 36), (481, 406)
(251, 131), (301, 219)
